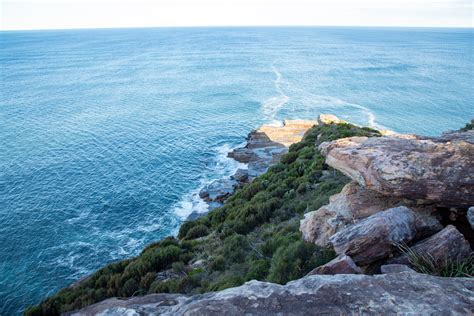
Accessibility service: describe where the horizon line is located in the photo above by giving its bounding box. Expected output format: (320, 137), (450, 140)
(1, 24), (473, 32)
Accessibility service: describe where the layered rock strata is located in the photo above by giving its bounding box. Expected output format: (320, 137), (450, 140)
(69, 272), (474, 315)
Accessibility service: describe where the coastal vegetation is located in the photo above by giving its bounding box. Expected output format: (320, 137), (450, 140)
(26, 123), (381, 315)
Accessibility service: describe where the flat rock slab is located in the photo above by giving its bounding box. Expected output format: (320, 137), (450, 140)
(319, 131), (474, 207)
(69, 272), (474, 315)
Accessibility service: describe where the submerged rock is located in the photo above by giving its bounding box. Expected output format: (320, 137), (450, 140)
(329, 206), (417, 265)
(319, 131), (474, 207)
(69, 272), (474, 315)
(307, 254), (362, 275)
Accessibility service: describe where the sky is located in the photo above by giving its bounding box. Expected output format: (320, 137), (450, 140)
(1, 0), (473, 30)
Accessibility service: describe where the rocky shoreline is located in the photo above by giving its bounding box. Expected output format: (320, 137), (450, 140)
(197, 119), (320, 211)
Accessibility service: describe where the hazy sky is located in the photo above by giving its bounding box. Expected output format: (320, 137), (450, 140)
(1, 0), (473, 30)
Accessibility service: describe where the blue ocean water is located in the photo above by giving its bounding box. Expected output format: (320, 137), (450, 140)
(0, 27), (473, 314)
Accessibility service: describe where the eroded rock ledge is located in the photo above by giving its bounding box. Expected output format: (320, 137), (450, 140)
(69, 272), (474, 315)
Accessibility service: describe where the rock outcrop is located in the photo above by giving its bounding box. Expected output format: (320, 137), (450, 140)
(69, 272), (474, 315)
(319, 131), (474, 207)
(328, 206), (417, 265)
(301, 181), (411, 247)
(389, 225), (473, 267)
(200, 120), (317, 206)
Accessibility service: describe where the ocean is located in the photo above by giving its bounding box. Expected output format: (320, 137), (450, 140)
(0, 27), (473, 314)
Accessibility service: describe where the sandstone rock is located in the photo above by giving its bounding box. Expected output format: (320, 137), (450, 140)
(380, 264), (416, 274)
(389, 225), (473, 267)
(69, 272), (474, 315)
(329, 206), (417, 265)
(318, 114), (345, 125)
(467, 206), (474, 230)
(300, 181), (404, 247)
(300, 182), (442, 248)
(319, 131), (474, 207)
(307, 255), (362, 275)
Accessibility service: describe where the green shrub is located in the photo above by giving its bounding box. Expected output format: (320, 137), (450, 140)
(121, 278), (139, 297)
(184, 224), (210, 240)
(246, 259), (271, 280)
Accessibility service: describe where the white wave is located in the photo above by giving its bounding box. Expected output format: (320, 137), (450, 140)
(172, 143), (247, 220)
(262, 63), (290, 124)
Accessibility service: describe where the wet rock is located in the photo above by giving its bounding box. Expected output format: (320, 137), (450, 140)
(319, 131), (474, 207)
(230, 168), (249, 183)
(389, 225), (473, 267)
(69, 272), (474, 315)
(380, 264), (416, 274)
(199, 178), (239, 203)
(307, 255), (362, 275)
(329, 206), (417, 265)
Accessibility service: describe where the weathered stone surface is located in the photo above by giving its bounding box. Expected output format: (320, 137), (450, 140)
(69, 272), (474, 315)
(300, 181), (404, 247)
(319, 131), (474, 207)
(468, 206), (474, 230)
(317, 114), (345, 125)
(199, 178), (238, 203)
(389, 225), (473, 267)
(300, 181), (442, 247)
(380, 264), (416, 274)
(307, 254), (362, 275)
(329, 206), (417, 265)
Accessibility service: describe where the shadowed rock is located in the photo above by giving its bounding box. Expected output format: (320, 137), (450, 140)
(319, 131), (474, 207)
(389, 225), (473, 268)
(380, 264), (416, 274)
(307, 254), (362, 275)
(68, 272), (474, 315)
(329, 206), (417, 265)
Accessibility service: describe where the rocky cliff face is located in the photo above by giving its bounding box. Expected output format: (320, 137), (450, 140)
(301, 122), (473, 273)
(69, 271), (474, 315)
(318, 132), (474, 206)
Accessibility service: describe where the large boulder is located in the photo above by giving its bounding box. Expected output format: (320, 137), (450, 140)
(329, 206), (417, 265)
(300, 182), (405, 247)
(69, 272), (474, 315)
(300, 182), (442, 248)
(319, 131), (474, 207)
(389, 225), (473, 268)
(307, 254), (362, 275)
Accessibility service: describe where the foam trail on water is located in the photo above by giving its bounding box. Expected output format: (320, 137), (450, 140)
(262, 63), (289, 125)
(282, 82), (389, 130)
